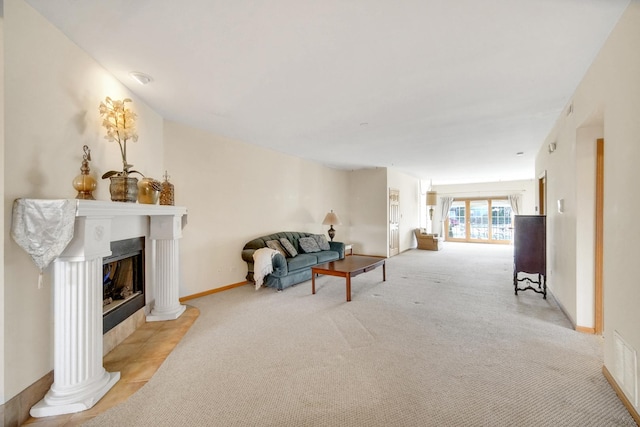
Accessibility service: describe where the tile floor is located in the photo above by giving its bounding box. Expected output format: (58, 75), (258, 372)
(22, 306), (199, 426)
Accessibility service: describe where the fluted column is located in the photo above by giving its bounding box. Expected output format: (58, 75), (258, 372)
(147, 215), (186, 321)
(30, 257), (119, 417)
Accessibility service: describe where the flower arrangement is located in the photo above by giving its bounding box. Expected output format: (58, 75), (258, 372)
(99, 96), (141, 178)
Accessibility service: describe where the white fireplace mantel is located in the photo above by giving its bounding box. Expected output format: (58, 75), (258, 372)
(14, 199), (188, 417)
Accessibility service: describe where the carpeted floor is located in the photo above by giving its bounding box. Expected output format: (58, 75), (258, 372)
(86, 243), (636, 426)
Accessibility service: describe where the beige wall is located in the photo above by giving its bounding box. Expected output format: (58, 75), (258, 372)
(536, 109), (579, 323)
(3, 0), (164, 400)
(0, 7), (5, 405)
(163, 120), (350, 296)
(345, 168), (422, 256)
(575, 127), (601, 329)
(348, 168), (388, 256)
(388, 169), (422, 253)
(536, 1), (640, 412)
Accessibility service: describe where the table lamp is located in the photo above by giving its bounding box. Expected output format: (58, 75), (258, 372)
(322, 210), (342, 241)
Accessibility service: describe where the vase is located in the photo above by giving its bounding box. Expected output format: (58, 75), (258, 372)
(160, 175), (175, 206)
(73, 173), (97, 200)
(72, 145), (97, 200)
(109, 176), (138, 203)
(137, 178), (160, 204)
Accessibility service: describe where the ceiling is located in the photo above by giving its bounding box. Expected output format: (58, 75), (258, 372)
(26, 0), (630, 185)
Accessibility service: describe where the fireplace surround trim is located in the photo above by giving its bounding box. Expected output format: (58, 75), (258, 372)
(23, 199), (188, 418)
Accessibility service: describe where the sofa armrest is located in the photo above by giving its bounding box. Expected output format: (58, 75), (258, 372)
(271, 253), (288, 277)
(241, 249), (255, 263)
(329, 241), (345, 259)
(242, 249), (288, 280)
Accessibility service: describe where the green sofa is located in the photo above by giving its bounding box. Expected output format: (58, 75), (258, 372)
(241, 231), (345, 290)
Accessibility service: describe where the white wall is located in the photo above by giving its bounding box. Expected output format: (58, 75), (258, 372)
(3, 0), (164, 400)
(163, 121), (350, 296)
(536, 1), (640, 412)
(430, 180), (536, 237)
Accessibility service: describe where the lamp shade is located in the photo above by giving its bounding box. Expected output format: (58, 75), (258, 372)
(322, 210), (341, 225)
(426, 191), (438, 206)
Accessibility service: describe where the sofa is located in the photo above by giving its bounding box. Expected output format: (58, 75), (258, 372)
(414, 228), (442, 251)
(241, 231), (345, 290)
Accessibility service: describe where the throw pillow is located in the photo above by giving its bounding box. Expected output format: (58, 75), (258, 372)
(279, 238), (298, 258)
(298, 237), (321, 253)
(265, 240), (287, 257)
(312, 234), (331, 251)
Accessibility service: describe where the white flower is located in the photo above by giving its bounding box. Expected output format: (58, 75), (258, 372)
(99, 97), (139, 176)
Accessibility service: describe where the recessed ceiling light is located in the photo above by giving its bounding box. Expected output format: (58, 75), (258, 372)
(360, 122), (369, 126)
(129, 71), (153, 85)
(516, 152), (524, 156)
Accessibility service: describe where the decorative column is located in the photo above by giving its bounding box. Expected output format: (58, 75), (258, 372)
(147, 215), (186, 321)
(31, 217), (119, 417)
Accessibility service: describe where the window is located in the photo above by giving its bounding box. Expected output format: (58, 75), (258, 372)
(447, 198), (512, 243)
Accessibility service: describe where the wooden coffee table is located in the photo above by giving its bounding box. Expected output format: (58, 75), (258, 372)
(311, 255), (386, 302)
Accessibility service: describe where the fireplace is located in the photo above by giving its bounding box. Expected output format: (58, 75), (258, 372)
(15, 199), (188, 418)
(103, 237), (145, 334)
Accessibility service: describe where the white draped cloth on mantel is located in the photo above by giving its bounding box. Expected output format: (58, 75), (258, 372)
(10, 198), (77, 287)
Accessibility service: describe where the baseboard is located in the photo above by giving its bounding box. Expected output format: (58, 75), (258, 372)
(548, 291), (578, 329)
(603, 365), (640, 424)
(180, 281), (248, 302)
(2, 371), (53, 427)
(548, 291), (597, 335)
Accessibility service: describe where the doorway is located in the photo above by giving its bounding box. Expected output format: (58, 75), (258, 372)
(538, 172), (546, 215)
(389, 189), (400, 256)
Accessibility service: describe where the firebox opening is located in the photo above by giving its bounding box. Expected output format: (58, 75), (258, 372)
(103, 237), (145, 334)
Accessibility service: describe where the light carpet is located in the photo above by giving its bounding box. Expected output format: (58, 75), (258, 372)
(86, 243), (636, 426)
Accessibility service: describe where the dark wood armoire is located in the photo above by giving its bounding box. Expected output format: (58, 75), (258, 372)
(513, 215), (547, 298)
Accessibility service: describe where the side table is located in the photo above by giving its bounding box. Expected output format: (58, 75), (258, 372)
(344, 244), (353, 256)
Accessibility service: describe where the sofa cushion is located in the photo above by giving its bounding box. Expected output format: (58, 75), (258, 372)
(265, 240), (287, 257)
(315, 250), (340, 263)
(299, 237), (321, 253)
(279, 238), (298, 257)
(312, 234), (331, 250)
(287, 254), (318, 271)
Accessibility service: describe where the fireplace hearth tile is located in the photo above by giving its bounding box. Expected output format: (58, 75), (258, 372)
(119, 358), (165, 383)
(136, 339), (177, 361)
(103, 343), (142, 366)
(120, 327), (157, 345)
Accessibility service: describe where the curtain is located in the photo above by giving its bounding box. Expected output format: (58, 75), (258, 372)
(508, 194), (521, 215)
(439, 197), (455, 239)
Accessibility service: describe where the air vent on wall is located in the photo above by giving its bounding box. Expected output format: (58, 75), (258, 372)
(613, 330), (638, 407)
